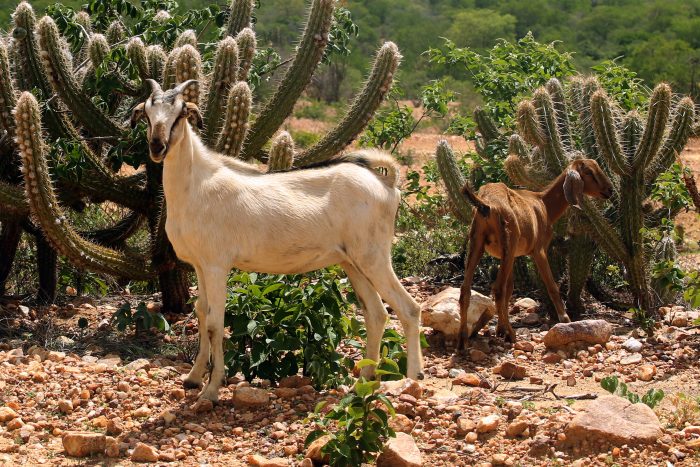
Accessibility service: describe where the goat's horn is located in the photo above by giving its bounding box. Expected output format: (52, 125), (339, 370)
(145, 79), (163, 97)
(172, 79), (198, 95)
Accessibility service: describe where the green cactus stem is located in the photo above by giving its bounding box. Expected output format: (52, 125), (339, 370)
(216, 81), (252, 158)
(532, 87), (567, 172)
(545, 78), (572, 150)
(174, 44), (202, 104)
(162, 47), (179, 89)
(633, 83), (671, 170)
(105, 20), (125, 45)
(203, 37), (239, 145)
(37, 16), (122, 137)
(297, 41), (400, 165)
(503, 154), (547, 191)
(72, 10), (92, 68)
(0, 41), (17, 135)
(590, 90), (629, 176)
(146, 45), (166, 81)
(235, 28), (256, 82)
(14, 91), (153, 280)
(126, 37), (149, 81)
(88, 33), (109, 68)
(268, 131), (295, 172)
(174, 29), (197, 49)
(226, 0), (254, 37)
(436, 139), (472, 224)
(242, 0), (334, 160)
(474, 108), (500, 141)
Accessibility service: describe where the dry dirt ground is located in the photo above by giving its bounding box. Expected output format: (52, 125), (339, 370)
(0, 131), (699, 465)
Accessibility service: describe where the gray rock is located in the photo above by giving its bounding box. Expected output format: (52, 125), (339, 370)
(622, 337), (643, 353)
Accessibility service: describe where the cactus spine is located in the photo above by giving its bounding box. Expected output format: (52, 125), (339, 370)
(268, 132), (295, 172)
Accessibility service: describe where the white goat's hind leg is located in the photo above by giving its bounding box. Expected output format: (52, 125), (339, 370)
(360, 258), (423, 380)
(343, 263), (388, 380)
(184, 267), (209, 389)
(198, 267), (228, 402)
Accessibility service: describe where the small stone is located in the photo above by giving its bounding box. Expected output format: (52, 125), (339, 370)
(389, 414), (415, 433)
(56, 335), (75, 346)
(6, 418), (23, 430)
(306, 435), (330, 464)
(521, 312), (541, 325)
(131, 442), (159, 462)
(506, 420), (529, 438)
(233, 386), (269, 408)
(637, 364), (656, 381)
(514, 341), (535, 352)
(492, 453), (513, 466)
(512, 298), (538, 314)
(382, 379), (424, 399)
(170, 388), (185, 400)
(620, 353), (642, 365)
(542, 352), (562, 364)
(191, 399), (213, 413)
(456, 416), (476, 436)
(476, 414), (500, 433)
(453, 373), (482, 387)
(248, 454), (289, 467)
(543, 320), (613, 350)
(160, 410), (176, 425)
(376, 432), (422, 467)
(622, 337), (643, 353)
(495, 361), (527, 380)
(448, 368), (465, 378)
(132, 405), (151, 418)
(62, 432), (106, 457)
(105, 436), (120, 457)
(0, 407), (18, 422)
(671, 312), (688, 327)
(106, 418), (123, 436)
(420, 287), (494, 337)
(274, 387), (298, 399)
(469, 349), (488, 363)
(278, 375), (312, 388)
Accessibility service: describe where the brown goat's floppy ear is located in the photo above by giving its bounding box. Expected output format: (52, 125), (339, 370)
(563, 169), (584, 210)
(185, 102), (203, 129)
(130, 102), (145, 129)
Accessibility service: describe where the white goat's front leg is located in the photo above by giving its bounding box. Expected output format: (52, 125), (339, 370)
(198, 267), (228, 402)
(184, 267), (209, 389)
(343, 263), (388, 380)
(359, 257), (423, 380)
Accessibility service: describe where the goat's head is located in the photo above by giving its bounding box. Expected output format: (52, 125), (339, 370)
(130, 79), (203, 163)
(564, 159), (614, 209)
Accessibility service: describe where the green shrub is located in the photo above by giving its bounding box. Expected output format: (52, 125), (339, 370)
(600, 376), (665, 409)
(112, 302), (170, 335)
(223, 267), (357, 388)
(289, 129), (321, 149)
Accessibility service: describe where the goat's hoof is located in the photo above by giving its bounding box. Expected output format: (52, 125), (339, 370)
(183, 379), (202, 390)
(416, 371), (425, 381)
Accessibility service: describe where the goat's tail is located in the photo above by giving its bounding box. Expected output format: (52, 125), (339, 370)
(461, 183), (491, 218)
(345, 149), (400, 188)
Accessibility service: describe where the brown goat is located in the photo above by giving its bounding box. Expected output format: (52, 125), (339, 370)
(457, 159), (614, 349)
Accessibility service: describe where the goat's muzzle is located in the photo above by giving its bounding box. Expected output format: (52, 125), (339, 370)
(149, 139), (168, 163)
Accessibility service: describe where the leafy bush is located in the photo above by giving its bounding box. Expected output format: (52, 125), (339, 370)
(289, 129), (321, 149)
(600, 376), (665, 409)
(223, 268), (357, 388)
(305, 359), (399, 467)
(112, 302), (170, 335)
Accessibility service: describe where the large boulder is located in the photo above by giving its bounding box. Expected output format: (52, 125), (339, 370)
(376, 433), (422, 467)
(421, 287), (494, 337)
(543, 319), (613, 350)
(565, 395), (662, 448)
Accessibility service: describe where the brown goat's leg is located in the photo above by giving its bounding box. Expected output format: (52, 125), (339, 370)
(493, 255), (516, 343)
(458, 231), (485, 351)
(532, 249), (571, 323)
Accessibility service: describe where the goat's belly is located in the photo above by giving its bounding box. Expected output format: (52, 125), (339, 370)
(235, 249), (344, 275)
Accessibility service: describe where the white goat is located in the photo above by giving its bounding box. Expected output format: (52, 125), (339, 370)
(131, 80), (423, 402)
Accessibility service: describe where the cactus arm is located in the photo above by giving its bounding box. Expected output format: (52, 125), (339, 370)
(533, 87), (567, 172)
(633, 83), (671, 170)
(216, 82), (252, 158)
(174, 45), (202, 105)
(203, 37), (239, 145)
(146, 45), (166, 81)
(474, 107), (500, 141)
(590, 90), (630, 176)
(0, 180), (29, 218)
(0, 41), (17, 136)
(242, 0), (334, 160)
(644, 97), (695, 187)
(503, 155), (548, 190)
(14, 92), (153, 279)
(621, 111), (643, 161)
(517, 100), (545, 148)
(80, 210), (144, 247)
(570, 76), (600, 158)
(174, 30), (198, 49)
(436, 140), (472, 224)
(37, 16), (123, 137)
(88, 33), (109, 67)
(267, 131), (295, 172)
(73, 11), (92, 69)
(545, 78), (572, 151)
(579, 199), (629, 265)
(105, 20), (125, 46)
(126, 37), (149, 81)
(235, 28), (256, 82)
(508, 134), (530, 162)
(226, 0), (255, 37)
(162, 47), (179, 89)
(296, 42), (400, 165)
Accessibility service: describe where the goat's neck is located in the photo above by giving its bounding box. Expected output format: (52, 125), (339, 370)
(540, 171), (570, 222)
(162, 124), (212, 212)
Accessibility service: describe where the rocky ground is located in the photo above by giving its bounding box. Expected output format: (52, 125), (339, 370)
(0, 284), (699, 466)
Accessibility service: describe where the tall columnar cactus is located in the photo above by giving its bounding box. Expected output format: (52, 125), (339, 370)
(510, 78), (693, 312)
(0, 0), (401, 308)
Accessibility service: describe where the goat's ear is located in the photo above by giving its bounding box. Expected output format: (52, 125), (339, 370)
(130, 102), (145, 129)
(185, 102), (203, 129)
(563, 169), (584, 210)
